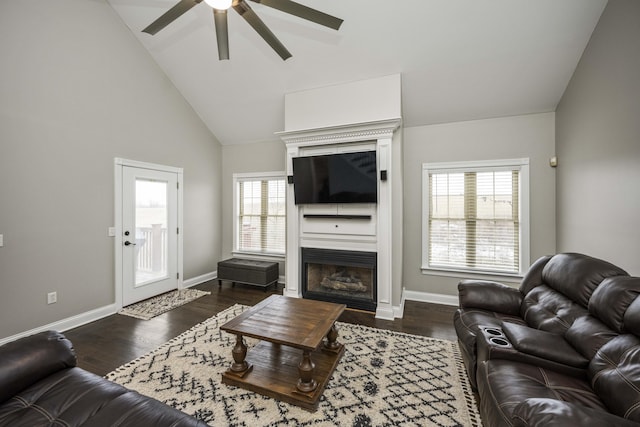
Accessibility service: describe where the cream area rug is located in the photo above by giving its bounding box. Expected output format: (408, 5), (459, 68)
(107, 304), (482, 426)
(118, 289), (211, 320)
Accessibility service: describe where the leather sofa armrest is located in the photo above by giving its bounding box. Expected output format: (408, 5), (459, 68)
(502, 323), (589, 368)
(0, 331), (76, 404)
(512, 398), (639, 427)
(458, 280), (522, 315)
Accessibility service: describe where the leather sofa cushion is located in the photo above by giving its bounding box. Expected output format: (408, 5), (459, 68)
(589, 334), (640, 422)
(518, 255), (552, 295)
(565, 315), (619, 360)
(541, 253), (628, 308)
(589, 276), (640, 333)
(478, 360), (607, 427)
(0, 331), (75, 405)
(0, 367), (207, 427)
(502, 323), (588, 368)
(625, 297), (640, 336)
(512, 398), (640, 427)
(521, 285), (588, 334)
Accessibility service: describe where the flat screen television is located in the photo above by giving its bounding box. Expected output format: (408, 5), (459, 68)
(292, 151), (377, 204)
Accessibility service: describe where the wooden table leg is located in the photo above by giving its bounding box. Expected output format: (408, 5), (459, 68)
(229, 334), (250, 375)
(296, 350), (318, 393)
(324, 323), (342, 352)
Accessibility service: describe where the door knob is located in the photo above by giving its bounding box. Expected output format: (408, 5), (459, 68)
(124, 241), (136, 246)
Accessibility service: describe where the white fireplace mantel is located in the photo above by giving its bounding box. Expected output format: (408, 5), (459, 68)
(278, 118), (401, 320)
(277, 119), (403, 146)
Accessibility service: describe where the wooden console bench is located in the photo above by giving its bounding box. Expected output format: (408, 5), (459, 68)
(217, 258), (279, 291)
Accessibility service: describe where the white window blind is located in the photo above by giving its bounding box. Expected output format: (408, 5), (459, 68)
(423, 160), (529, 275)
(236, 175), (286, 255)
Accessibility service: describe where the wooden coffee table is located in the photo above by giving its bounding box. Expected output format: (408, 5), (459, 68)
(220, 295), (346, 410)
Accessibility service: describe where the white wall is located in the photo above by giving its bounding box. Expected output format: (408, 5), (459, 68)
(0, 0), (222, 339)
(402, 113), (557, 297)
(556, 0), (640, 275)
(284, 74), (402, 131)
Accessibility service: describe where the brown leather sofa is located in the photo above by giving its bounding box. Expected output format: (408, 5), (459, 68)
(454, 252), (640, 426)
(0, 330), (209, 426)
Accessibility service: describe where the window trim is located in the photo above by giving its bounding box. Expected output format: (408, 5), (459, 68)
(232, 171), (286, 258)
(421, 158), (530, 278)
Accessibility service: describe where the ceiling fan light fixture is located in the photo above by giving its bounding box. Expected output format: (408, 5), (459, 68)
(204, 0), (232, 11)
(143, 0), (343, 60)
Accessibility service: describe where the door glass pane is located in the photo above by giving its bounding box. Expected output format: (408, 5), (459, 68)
(135, 179), (168, 286)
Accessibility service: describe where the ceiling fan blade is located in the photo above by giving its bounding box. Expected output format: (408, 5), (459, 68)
(250, 0), (342, 30)
(142, 0), (203, 35)
(233, 0), (292, 60)
(213, 9), (230, 60)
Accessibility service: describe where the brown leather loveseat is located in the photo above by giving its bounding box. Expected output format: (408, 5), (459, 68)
(0, 330), (209, 426)
(454, 252), (640, 426)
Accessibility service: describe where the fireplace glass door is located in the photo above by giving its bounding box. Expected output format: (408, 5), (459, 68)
(301, 248), (376, 311)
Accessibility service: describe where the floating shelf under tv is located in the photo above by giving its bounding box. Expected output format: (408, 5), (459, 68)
(303, 214), (372, 220)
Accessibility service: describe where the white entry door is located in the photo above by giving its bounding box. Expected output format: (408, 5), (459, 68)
(121, 165), (179, 306)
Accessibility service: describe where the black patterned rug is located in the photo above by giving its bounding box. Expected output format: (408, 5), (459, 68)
(106, 304), (482, 426)
(118, 289), (211, 320)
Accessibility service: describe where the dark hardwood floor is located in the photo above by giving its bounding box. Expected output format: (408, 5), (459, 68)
(63, 281), (458, 377)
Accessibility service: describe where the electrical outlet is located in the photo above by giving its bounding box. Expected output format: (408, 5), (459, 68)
(47, 292), (57, 305)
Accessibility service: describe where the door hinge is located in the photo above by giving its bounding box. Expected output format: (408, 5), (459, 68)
(177, 182), (179, 190)
(177, 227), (179, 234)
(177, 272), (180, 279)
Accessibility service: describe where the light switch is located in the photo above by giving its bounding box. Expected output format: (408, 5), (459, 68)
(0, 234), (3, 247)
(108, 227), (116, 237)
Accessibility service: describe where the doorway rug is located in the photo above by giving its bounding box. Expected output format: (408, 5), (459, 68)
(106, 304), (482, 426)
(118, 289), (211, 320)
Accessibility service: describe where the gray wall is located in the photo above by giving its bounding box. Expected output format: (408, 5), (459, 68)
(556, 0), (640, 275)
(402, 113), (557, 296)
(222, 114), (557, 301)
(221, 141), (286, 272)
(0, 0), (222, 338)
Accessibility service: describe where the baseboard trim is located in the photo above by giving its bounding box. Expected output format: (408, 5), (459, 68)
(183, 271), (217, 288)
(402, 289), (459, 307)
(0, 303), (118, 346)
(393, 298), (406, 319)
(375, 306), (395, 320)
(1, 271), (282, 346)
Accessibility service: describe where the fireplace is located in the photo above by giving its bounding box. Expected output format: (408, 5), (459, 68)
(301, 247), (377, 312)
(280, 116), (402, 319)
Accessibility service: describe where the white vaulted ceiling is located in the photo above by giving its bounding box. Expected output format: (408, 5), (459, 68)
(106, 0), (607, 145)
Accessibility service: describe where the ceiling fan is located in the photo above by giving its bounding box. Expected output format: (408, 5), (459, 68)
(142, 0), (343, 60)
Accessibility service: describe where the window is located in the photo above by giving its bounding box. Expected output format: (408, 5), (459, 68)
(422, 159), (529, 276)
(233, 172), (286, 256)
